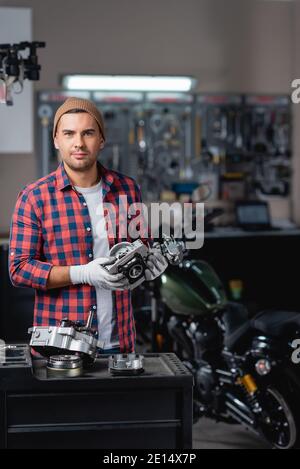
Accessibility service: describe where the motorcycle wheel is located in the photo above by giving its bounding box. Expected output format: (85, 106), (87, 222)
(259, 386), (299, 449)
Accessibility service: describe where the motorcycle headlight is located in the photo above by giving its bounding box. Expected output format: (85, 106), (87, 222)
(255, 359), (272, 376)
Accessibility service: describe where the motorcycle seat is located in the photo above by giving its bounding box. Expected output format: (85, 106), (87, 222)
(252, 310), (300, 337)
(222, 302), (252, 350)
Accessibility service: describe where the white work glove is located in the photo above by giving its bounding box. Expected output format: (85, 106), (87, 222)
(145, 245), (168, 281)
(70, 257), (130, 290)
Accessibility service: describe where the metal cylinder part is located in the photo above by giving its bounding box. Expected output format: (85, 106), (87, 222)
(47, 355), (83, 377)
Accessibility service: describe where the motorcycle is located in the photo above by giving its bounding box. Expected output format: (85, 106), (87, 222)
(134, 214), (300, 449)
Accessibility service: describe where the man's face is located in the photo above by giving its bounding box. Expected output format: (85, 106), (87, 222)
(54, 112), (104, 172)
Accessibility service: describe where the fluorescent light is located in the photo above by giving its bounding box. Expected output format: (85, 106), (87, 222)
(62, 75), (196, 92)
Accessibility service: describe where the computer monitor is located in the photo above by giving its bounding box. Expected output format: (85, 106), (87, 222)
(235, 201), (272, 231)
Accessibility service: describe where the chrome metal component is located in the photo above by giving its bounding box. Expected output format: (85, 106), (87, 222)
(225, 392), (255, 426)
(85, 310), (94, 330)
(225, 401), (255, 426)
(129, 263), (143, 279)
(160, 234), (185, 265)
(106, 236), (186, 290)
(28, 311), (103, 359)
(108, 353), (144, 375)
(106, 240), (149, 290)
(109, 241), (134, 259)
(29, 324), (103, 358)
(47, 354), (83, 377)
(255, 359), (272, 376)
(47, 355), (82, 370)
(0, 344), (31, 367)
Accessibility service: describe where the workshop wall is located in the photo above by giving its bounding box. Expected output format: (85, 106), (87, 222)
(0, 0), (294, 233)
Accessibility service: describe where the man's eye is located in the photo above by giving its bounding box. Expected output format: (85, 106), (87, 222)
(85, 131), (94, 136)
(63, 132), (73, 137)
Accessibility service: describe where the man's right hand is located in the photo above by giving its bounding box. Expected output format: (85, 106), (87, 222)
(70, 257), (129, 290)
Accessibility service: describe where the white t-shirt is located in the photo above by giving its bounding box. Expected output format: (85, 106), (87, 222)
(74, 181), (119, 349)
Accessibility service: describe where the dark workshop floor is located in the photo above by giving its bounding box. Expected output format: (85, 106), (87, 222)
(192, 417), (269, 449)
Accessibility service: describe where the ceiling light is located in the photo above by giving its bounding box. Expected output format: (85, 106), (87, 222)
(62, 75), (196, 92)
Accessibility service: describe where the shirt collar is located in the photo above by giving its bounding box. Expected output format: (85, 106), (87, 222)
(55, 161), (115, 194)
(55, 162), (72, 191)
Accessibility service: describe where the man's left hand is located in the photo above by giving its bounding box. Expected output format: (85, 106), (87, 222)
(145, 246), (168, 281)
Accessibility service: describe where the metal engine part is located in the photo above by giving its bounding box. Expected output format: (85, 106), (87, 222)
(47, 354), (83, 377)
(105, 237), (186, 290)
(28, 311), (103, 360)
(159, 234), (185, 265)
(108, 353), (144, 375)
(195, 364), (217, 404)
(106, 240), (149, 290)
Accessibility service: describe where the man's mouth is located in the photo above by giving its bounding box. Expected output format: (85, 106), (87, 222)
(72, 152), (88, 158)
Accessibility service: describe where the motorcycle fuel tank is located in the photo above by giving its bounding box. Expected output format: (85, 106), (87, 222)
(160, 260), (227, 316)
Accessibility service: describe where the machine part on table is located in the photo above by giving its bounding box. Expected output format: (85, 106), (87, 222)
(47, 354), (83, 377)
(0, 344), (31, 367)
(28, 310), (102, 361)
(108, 353), (144, 375)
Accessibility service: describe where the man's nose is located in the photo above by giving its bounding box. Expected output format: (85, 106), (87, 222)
(74, 134), (84, 148)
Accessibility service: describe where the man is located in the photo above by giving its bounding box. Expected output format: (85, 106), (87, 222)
(9, 97), (167, 354)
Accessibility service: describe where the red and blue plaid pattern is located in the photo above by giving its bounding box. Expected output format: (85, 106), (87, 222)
(9, 162), (148, 352)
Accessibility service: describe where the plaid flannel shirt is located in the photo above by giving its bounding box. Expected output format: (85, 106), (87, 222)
(9, 162), (149, 352)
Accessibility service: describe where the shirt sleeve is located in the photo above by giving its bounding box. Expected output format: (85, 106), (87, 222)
(9, 189), (52, 290)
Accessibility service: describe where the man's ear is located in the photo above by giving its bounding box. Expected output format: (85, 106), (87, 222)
(54, 137), (59, 150)
(100, 141), (104, 150)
